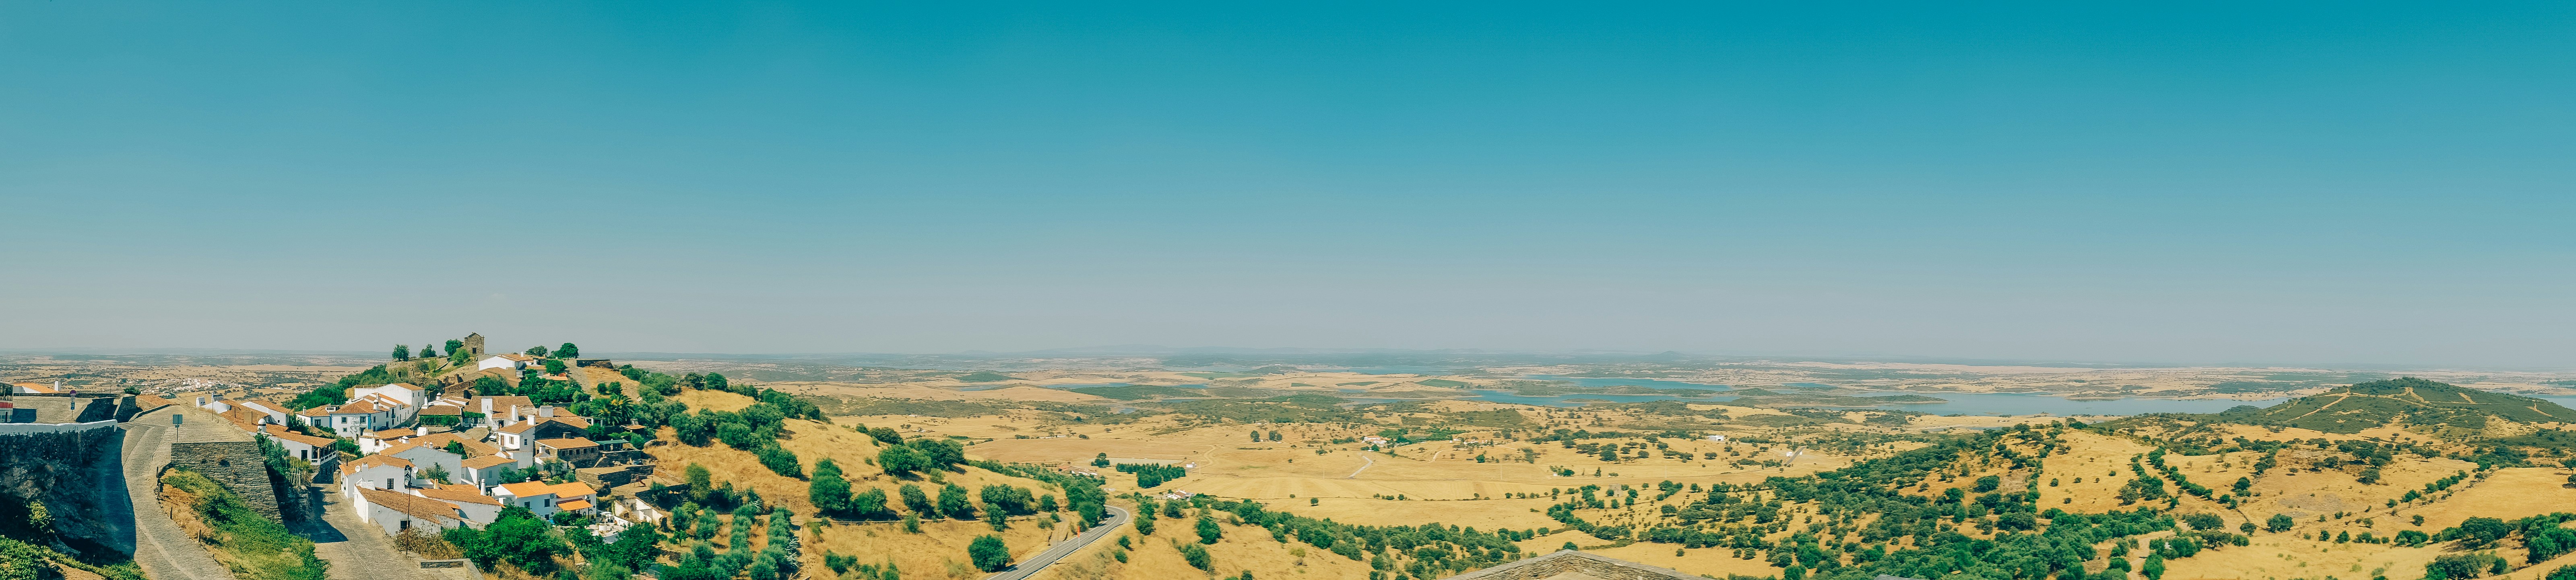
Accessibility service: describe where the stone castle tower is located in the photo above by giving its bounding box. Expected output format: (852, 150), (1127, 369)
(462, 333), (485, 357)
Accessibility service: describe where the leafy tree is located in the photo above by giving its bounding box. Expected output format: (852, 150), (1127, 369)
(705, 373), (729, 392)
(718, 422), (758, 449)
(526, 346), (549, 357)
(1198, 515), (1224, 544)
(938, 484), (975, 520)
(756, 444), (802, 478)
(392, 344), (411, 361)
(2266, 514), (2295, 533)
(1251, 430), (1261, 443)
(419, 343), (438, 358)
(685, 464), (714, 504)
(985, 505), (1009, 531)
(908, 438), (967, 470)
(446, 508), (569, 574)
(446, 339), (466, 354)
(2460, 517), (2512, 548)
(808, 461), (850, 515)
(2181, 513), (2225, 530)
(967, 535), (1011, 572)
(672, 413), (713, 446)
(852, 488), (891, 520)
(542, 359), (568, 375)
(1092, 453), (1110, 467)
(878, 446), (930, 475)
(1973, 475), (2002, 492)
(421, 463), (452, 484)
(900, 484), (933, 514)
(1180, 543), (1212, 571)
(1268, 430), (1281, 441)
(449, 349), (472, 367)
(557, 343), (579, 358)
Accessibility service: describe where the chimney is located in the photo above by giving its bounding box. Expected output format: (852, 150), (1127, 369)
(416, 425), (429, 437)
(481, 397), (492, 415)
(510, 404), (520, 425)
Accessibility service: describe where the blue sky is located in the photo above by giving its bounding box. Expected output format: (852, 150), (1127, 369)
(4, 2), (2571, 366)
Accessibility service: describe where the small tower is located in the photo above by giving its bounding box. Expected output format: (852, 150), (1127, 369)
(462, 333), (486, 357)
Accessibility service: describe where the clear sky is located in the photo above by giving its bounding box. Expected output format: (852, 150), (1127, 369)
(4, 2), (2571, 367)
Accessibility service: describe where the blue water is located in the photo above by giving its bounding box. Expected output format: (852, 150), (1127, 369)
(1523, 375), (1734, 391)
(2535, 395), (2576, 409)
(1783, 382), (1839, 390)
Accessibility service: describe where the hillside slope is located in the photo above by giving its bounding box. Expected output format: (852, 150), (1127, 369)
(2246, 377), (2576, 434)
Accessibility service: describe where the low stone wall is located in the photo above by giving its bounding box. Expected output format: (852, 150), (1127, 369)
(0, 419), (118, 435)
(148, 405), (286, 522)
(169, 440), (280, 521)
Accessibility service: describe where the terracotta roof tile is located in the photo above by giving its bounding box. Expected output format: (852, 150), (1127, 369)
(536, 438), (598, 450)
(411, 485), (503, 506)
(358, 487), (463, 523)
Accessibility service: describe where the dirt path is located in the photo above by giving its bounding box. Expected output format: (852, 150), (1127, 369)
(120, 423), (235, 580)
(1346, 454), (1375, 479)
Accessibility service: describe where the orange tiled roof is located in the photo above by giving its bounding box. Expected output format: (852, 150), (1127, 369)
(358, 487), (463, 522)
(261, 429), (338, 448)
(411, 485), (503, 506)
(462, 456), (518, 469)
(555, 499), (592, 511)
(536, 438), (597, 450)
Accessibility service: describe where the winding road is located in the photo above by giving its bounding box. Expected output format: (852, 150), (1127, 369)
(982, 506), (1131, 580)
(120, 423), (233, 580)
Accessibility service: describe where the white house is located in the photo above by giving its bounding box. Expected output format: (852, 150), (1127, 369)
(460, 455), (526, 491)
(339, 454), (414, 498)
(349, 383), (426, 422)
(10, 381), (63, 394)
(257, 427), (338, 465)
(351, 487), (466, 536)
(384, 442), (466, 486)
(477, 353), (537, 372)
(316, 396), (406, 439)
(410, 484), (506, 525)
(490, 481), (597, 518)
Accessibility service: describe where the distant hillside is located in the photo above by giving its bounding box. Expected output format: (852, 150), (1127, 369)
(2245, 377), (2576, 433)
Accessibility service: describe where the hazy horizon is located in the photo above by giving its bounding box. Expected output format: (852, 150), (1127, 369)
(5, 3), (2571, 367)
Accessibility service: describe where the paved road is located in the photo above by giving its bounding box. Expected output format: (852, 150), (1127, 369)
(312, 487), (428, 580)
(120, 423), (235, 580)
(1346, 454), (1374, 479)
(983, 506), (1131, 580)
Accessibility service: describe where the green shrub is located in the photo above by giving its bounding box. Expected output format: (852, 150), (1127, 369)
(163, 470), (328, 580)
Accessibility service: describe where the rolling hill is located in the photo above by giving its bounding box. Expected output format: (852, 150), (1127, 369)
(2244, 377), (2576, 433)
